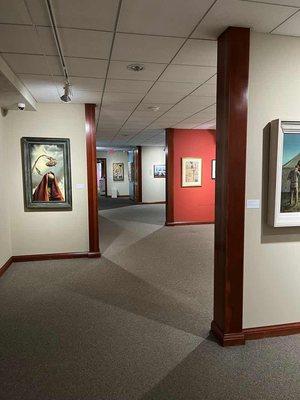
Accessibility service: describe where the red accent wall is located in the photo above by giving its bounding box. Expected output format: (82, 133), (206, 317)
(167, 129), (216, 224)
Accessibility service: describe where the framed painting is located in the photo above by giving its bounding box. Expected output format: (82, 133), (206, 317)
(113, 162), (124, 181)
(181, 157), (202, 187)
(211, 159), (216, 179)
(268, 119), (300, 227)
(21, 137), (72, 210)
(153, 164), (166, 178)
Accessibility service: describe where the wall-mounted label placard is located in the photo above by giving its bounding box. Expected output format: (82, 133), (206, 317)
(75, 183), (85, 189)
(246, 199), (260, 209)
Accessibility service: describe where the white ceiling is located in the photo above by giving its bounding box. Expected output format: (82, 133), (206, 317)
(0, 0), (300, 146)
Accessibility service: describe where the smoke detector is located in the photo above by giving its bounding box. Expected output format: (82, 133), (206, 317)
(126, 64), (145, 72)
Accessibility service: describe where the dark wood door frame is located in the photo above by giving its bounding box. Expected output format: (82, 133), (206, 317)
(85, 103), (100, 257)
(97, 157), (108, 197)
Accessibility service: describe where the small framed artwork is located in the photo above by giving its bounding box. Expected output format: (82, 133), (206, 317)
(268, 119), (300, 227)
(21, 137), (72, 210)
(113, 162), (124, 181)
(181, 157), (202, 187)
(153, 164), (166, 178)
(211, 159), (216, 179)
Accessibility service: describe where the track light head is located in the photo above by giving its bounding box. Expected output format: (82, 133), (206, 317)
(60, 82), (71, 103)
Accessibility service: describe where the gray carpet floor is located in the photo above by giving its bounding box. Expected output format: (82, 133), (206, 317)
(99, 195), (137, 210)
(0, 204), (300, 399)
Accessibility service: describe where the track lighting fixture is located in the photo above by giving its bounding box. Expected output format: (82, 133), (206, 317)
(60, 82), (71, 103)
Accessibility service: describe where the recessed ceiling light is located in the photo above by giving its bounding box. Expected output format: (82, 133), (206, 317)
(147, 105), (160, 112)
(126, 63), (145, 72)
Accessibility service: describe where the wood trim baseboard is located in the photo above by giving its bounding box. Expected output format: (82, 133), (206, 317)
(0, 252), (101, 278)
(141, 201), (166, 204)
(211, 320), (245, 346)
(0, 257), (14, 277)
(12, 252), (101, 262)
(165, 221), (214, 226)
(244, 322), (300, 340)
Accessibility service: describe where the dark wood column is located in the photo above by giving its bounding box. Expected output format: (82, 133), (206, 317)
(165, 128), (174, 225)
(211, 27), (250, 346)
(85, 104), (100, 257)
(134, 146), (142, 203)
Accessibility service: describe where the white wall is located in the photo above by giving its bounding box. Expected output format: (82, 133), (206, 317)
(97, 150), (129, 196)
(5, 103), (89, 255)
(0, 114), (12, 265)
(244, 32), (300, 328)
(142, 146), (166, 203)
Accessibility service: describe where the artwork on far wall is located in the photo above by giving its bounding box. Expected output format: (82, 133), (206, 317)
(268, 119), (300, 227)
(153, 164), (166, 178)
(181, 157), (202, 187)
(211, 159), (216, 179)
(113, 162), (124, 181)
(21, 137), (72, 210)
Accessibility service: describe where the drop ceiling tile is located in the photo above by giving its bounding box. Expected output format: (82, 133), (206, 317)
(100, 109), (132, 122)
(18, 74), (64, 97)
(160, 64), (216, 83)
(0, 0), (31, 24)
(272, 11), (300, 36)
(112, 33), (185, 63)
(0, 25), (44, 54)
(108, 60), (167, 81)
(65, 58), (108, 78)
(190, 83), (216, 97)
(38, 27), (113, 58)
(246, 0), (300, 5)
(192, 0), (296, 39)
(171, 96), (215, 113)
(60, 28), (113, 58)
(2, 54), (62, 75)
(151, 81), (199, 95)
(172, 39), (217, 66)
(98, 121), (124, 129)
(69, 77), (105, 91)
(27, 0), (119, 30)
(105, 79), (153, 94)
(143, 90), (186, 104)
(195, 119), (216, 129)
(71, 91), (102, 103)
(101, 102), (137, 112)
(118, 0), (215, 37)
(103, 92), (144, 104)
(137, 103), (173, 113)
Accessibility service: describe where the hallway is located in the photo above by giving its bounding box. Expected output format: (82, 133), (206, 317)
(1, 205), (300, 400)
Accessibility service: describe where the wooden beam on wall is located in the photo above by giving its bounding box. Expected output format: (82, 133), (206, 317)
(211, 27), (250, 346)
(85, 103), (100, 257)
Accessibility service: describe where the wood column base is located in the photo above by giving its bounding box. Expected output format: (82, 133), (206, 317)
(211, 321), (245, 346)
(211, 320), (300, 346)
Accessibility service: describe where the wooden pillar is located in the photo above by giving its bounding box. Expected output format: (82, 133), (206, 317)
(85, 103), (100, 257)
(134, 146), (142, 203)
(211, 27), (250, 346)
(165, 128), (174, 225)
